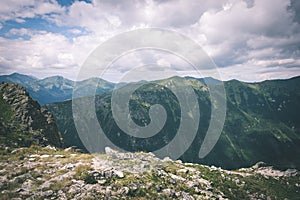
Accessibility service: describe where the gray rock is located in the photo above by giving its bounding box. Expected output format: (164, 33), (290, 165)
(162, 188), (175, 197)
(181, 191), (194, 200)
(155, 185), (162, 192)
(41, 190), (53, 197)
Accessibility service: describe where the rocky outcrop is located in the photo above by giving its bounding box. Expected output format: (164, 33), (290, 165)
(0, 146), (298, 199)
(0, 82), (63, 148)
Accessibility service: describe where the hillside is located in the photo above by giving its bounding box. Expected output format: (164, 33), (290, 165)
(0, 146), (298, 199)
(0, 73), (115, 105)
(0, 81), (299, 199)
(0, 82), (63, 148)
(46, 76), (300, 170)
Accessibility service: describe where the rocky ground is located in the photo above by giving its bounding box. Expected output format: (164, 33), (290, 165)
(0, 146), (299, 200)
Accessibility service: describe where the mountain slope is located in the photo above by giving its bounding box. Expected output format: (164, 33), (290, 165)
(0, 146), (298, 199)
(0, 82), (63, 148)
(46, 76), (300, 170)
(0, 73), (115, 105)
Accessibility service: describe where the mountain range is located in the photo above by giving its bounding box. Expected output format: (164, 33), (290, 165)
(46, 75), (300, 170)
(1, 73), (300, 170)
(0, 73), (115, 105)
(0, 73), (299, 199)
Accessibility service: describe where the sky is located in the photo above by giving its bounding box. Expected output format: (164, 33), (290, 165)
(0, 0), (300, 82)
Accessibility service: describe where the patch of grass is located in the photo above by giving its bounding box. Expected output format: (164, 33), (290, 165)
(49, 179), (70, 191)
(73, 164), (96, 184)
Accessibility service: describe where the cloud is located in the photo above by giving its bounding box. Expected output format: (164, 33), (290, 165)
(180, 0), (300, 75)
(0, 0), (299, 82)
(0, 32), (79, 78)
(0, 0), (64, 22)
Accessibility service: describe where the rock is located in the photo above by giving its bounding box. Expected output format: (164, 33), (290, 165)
(63, 163), (76, 170)
(162, 188), (175, 197)
(28, 154), (39, 158)
(97, 179), (106, 185)
(44, 145), (57, 151)
(128, 183), (138, 192)
(64, 146), (77, 152)
(90, 171), (102, 180)
(113, 170), (124, 178)
(186, 180), (199, 188)
(39, 181), (52, 189)
(12, 173), (32, 184)
(102, 170), (111, 178)
(11, 148), (24, 154)
(177, 168), (189, 174)
(284, 169), (299, 177)
(119, 186), (129, 195)
(105, 186), (112, 195)
(163, 157), (172, 162)
(169, 173), (185, 182)
(155, 185), (162, 192)
(54, 154), (65, 158)
(181, 191), (195, 200)
(175, 160), (182, 164)
(40, 154), (50, 158)
(21, 179), (35, 192)
(18, 188), (30, 196)
(75, 149), (85, 153)
(197, 178), (211, 186)
(105, 147), (118, 155)
(41, 190), (53, 197)
(253, 161), (267, 169)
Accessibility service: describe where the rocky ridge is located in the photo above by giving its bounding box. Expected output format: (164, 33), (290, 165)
(0, 82), (63, 148)
(0, 146), (298, 199)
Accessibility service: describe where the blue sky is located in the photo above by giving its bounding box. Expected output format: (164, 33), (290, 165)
(0, 0), (300, 82)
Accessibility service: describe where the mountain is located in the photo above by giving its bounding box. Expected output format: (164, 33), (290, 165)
(0, 82), (63, 148)
(0, 72), (37, 86)
(0, 73), (115, 105)
(46, 76), (300, 170)
(0, 146), (298, 199)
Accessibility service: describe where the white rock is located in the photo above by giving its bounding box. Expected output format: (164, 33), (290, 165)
(114, 170), (124, 178)
(29, 154), (39, 158)
(40, 154), (50, 158)
(162, 157), (172, 162)
(54, 155), (65, 158)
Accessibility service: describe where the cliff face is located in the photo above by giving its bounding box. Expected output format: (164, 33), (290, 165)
(0, 82), (63, 148)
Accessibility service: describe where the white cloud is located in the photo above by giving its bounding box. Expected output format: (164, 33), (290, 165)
(0, 0), (299, 82)
(0, 32), (79, 78)
(0, 0), (64, 22)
